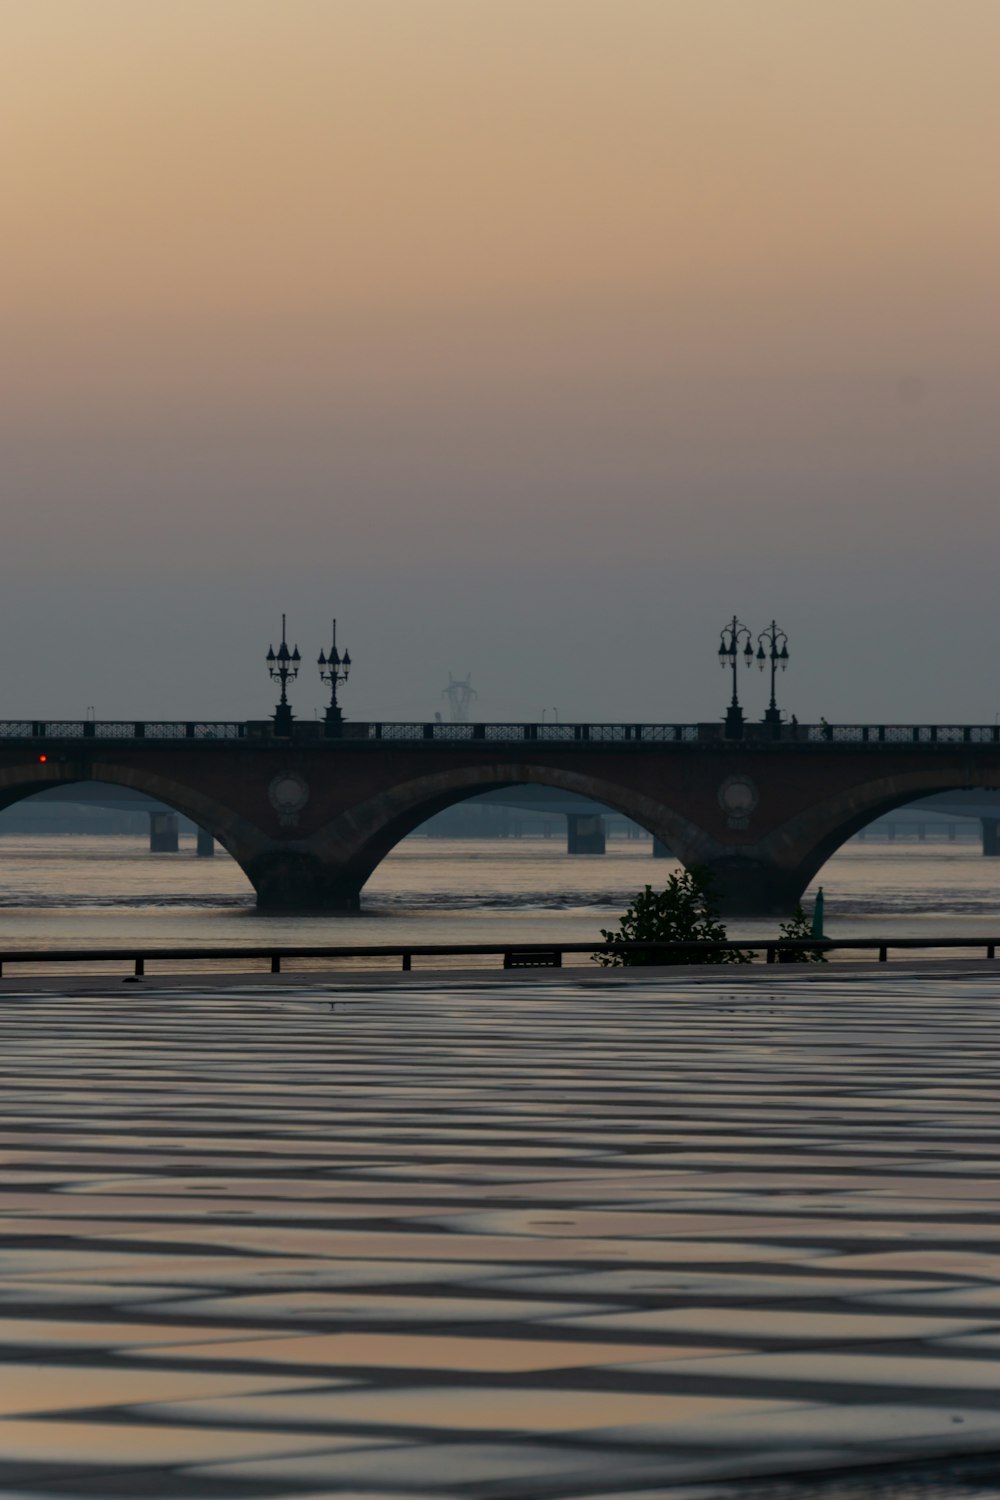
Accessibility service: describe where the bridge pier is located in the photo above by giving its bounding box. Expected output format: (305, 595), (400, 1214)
(566, 813), (605, 854)
(701, 858), (808, 918)
(248, 851), (362, 912)
(148, 811), (179, 853)
(652, 836), (672, 859)
(983, 818), (1000, 857)
(196, 826), (215, 857)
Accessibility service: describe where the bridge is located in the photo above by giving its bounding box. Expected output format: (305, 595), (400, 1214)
(4, 718), (1000, 913)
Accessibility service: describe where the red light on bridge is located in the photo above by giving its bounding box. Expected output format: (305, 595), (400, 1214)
(38, 755), (47, 763)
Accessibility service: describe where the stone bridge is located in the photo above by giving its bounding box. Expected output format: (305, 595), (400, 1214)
(3, 719), (1000, 913)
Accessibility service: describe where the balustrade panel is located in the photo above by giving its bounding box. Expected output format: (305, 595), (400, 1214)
(41, 722), (86, 738)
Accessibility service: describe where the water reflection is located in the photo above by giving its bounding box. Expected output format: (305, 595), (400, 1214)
(0, 835), (998, 954)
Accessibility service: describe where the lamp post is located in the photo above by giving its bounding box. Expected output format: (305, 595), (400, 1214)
(266, 614), (301, 736)
(718, 616), (754, 738)
(318, 620), (351, 736)
(756, 620), (789, 728)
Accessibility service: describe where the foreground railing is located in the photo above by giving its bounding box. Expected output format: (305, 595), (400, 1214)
(1, 937), (1000, 979)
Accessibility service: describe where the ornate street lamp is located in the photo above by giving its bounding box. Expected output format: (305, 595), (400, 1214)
(318, 619), (351, 735)
(266, 614), (301, 736)
(718, 615), (754, 738)
(756, 621), (790, 728)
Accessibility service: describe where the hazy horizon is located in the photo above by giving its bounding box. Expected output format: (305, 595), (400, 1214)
(4, 1), (1000, 724)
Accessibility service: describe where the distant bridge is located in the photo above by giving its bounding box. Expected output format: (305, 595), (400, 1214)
(4, 718), (1000, 912)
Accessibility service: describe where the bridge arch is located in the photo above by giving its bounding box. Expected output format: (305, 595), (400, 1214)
(757, 766), (1000, 907)
(0, 759), (270, 891)
(255, 761), (711, 911)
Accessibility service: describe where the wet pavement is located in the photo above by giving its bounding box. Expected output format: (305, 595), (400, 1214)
(3, 968), (1000, 1495)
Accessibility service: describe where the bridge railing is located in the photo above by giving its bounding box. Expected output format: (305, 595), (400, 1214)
(0, 722), (247, 741)
(0, 721), (705, 743)
(803, 725), (1000, 744)
(363, 722), (703, 743)
(364, 722), (1000, 744)
(0, 720), (999, 744)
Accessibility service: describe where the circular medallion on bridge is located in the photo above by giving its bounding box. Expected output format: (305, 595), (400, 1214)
(717, 774), (758, 830)
(268, 771), (310, 824)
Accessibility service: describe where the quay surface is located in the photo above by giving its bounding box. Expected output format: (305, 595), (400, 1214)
(4, 968), (1000, 1495)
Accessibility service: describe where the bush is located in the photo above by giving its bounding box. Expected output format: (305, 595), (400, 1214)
(775, 904), (828, 963)
(595, 866), (754, 966)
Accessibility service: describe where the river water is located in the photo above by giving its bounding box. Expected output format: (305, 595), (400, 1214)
(7, 833), (1000, 1498)
(0, 831), (998, 961)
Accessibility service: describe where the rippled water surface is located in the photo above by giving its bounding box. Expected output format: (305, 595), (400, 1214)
(6, 838), (1000, 1498)
(724, 1462), (1000, 1498)
(0, 833), (998, 953)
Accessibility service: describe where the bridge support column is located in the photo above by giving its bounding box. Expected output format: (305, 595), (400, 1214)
(652, 836), (672, 859)
(196, 827), (215, 857)
(983, 818), (1000, 857)
(701, 859), (808, 918)
(566, 813), (605, 855)
(148, 812), (179, 853)
(248, 850), (363, 912)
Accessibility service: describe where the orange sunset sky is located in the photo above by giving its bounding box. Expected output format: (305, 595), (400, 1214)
(3, 1), (1000, 721)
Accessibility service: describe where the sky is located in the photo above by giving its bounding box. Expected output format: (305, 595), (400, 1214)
(4, 0), (1000, 724)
